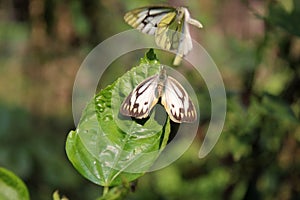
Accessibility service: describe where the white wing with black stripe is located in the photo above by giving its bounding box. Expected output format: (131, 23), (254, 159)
(120, 67), (197, 123)
(120, 74), (160, 119)
(124, 6), (175, 35)
(161, 76), (197, 123)
(124, 6), (203, 65)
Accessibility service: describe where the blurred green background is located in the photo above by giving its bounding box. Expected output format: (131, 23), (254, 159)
(1, 0), (300, 199)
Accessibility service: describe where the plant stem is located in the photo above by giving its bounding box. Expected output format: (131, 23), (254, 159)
(103, 186), (109, 196)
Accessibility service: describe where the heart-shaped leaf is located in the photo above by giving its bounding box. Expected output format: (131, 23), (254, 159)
(66, 51), (171, 186)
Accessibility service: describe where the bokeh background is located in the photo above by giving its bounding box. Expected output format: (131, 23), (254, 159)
(1, 0), (300, 199)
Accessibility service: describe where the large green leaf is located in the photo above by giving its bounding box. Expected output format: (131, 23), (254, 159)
(66, 52), (171, 186)
(0, 167), (30, 200)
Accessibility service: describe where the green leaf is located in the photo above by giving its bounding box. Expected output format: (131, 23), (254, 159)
(260, 93), (298, 123)
(268, 0), (300, 36)
(0, 167), (30, 200)
(66, 51), (171, 186)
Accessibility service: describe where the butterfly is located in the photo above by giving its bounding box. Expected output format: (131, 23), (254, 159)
(124, 6), (203, 65)
(120, 67), (197, 123)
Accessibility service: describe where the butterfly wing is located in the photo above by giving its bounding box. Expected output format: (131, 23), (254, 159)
(154, 7), (192, 66)
(124, 6), (203, 66)
(173, 8), (203, 65)
(155, 10), (181, 51)
(124, 6), (175, 35)
(120, 75), (159, 119)
(155, 7), (203, 65)
(172, 16), (193, 65)
(161, 76), (197, 123)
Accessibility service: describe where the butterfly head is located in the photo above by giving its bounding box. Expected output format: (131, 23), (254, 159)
(158, 67), (169, 84)
(175, 7), (186, 22)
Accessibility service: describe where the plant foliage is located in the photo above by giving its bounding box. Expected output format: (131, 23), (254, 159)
(0, 167), (30, 200)
(66, 50), (171, 187)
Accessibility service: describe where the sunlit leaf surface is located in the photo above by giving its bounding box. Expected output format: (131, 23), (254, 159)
(66, 52), (171, 186)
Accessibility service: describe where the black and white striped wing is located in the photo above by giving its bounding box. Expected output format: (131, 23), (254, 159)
(161, 76), (197, 123)
(124, 6), (175, 35)
(120, 75), (159, 119)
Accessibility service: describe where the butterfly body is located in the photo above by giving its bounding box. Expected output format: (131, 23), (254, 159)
(124, 6), (203, 65)
(120, 67), (197, 123)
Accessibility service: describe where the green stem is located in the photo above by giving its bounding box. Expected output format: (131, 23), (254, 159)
(103, 186), (109, 196)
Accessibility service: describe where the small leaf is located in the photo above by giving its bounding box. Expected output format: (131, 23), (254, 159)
(66, 51), (171, 186)
(261, 93), (298, 123)
(0, 167), (30, 200)
(146, 48), (158, 61)
(53, 190), (69, 200)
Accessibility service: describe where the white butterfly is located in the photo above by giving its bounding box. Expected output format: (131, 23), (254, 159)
(120, 67), (197, 123)
(124, 6), (203, 65)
